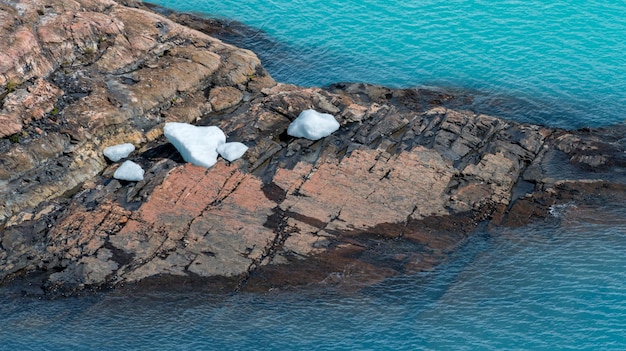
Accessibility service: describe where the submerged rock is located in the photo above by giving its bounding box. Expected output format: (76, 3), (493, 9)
(1, 0), (626, 296)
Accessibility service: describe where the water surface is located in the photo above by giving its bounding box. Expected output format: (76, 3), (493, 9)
(149, 0), (626, 128)
(2, 203), (626, 350)
(2, 2), (626, 350)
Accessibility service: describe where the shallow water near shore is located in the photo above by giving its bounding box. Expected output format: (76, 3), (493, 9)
(3, 2), (626, 350)
(147, 0), (626, 129)
(2, 203), (626, 350)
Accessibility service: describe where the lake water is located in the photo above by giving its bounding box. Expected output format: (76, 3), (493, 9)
(2, 1), (626, 350)
(146, 0), (626, 129)
(2, 204), (626, 350)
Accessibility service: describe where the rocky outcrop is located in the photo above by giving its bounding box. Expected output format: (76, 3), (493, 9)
(0, 0), (275, 225)
(499, 125), (626, 227)
(2, 0), (626, 296)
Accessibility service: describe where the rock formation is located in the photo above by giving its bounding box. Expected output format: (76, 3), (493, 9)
(1, 0), (626, 296)
(0, 0), (274, 224)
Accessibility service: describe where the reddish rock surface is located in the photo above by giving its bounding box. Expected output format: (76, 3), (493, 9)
(2, 0), (626, 296)
(0, 0), (274, 224)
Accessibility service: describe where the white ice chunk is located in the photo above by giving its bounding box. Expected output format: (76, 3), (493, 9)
(217, 142), (249, 162)
(163, 122), (226, 168)
(103, 143), (135, 162)
(287, 109), (340, 140)
(113, 160), (144, 182)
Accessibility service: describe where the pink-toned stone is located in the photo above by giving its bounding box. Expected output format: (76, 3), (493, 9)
(209, 86), (244, 112)
(0, 114), (22, 138)
(272, 162), (314, 194)
(6, 0), (618, 296)
(2, 79), (63, 123)
(107, 163), (279, 281)
(1, 27), (55, 85)
(0, 0), (270, 225)
(137, 163), (239, 225)
(280, 147), (455, 232)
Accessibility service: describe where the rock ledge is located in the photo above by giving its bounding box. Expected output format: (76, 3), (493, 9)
(1, 0), (626, 296)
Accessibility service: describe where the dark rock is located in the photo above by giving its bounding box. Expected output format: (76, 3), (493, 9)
(1, 0), (626, 296)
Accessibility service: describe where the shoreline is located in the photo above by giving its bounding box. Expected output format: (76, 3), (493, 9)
(144, 2), (626, 130)
(1, 0), (626, 298)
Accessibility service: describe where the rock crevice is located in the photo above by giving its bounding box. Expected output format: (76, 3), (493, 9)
(2, 0), (626, 296)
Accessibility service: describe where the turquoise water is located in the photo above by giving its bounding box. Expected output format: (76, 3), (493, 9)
(2, 2), (626, 350)
(148, 0), (626, 128)
(2, 203), (626, 350)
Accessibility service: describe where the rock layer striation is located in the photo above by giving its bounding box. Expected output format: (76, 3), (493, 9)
(0, 0), (274, 224)
(2, 0), (626, 295)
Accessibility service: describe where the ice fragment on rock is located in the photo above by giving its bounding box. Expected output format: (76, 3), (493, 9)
(217, 142), (249, 162)
(103, 143), (135, 162)
(287, 109), (340, 140)
(163, 122), (226, 168)
(113, 160), (144, 181)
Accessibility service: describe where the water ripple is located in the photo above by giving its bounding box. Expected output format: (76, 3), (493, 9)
(150, 0), (626, 128)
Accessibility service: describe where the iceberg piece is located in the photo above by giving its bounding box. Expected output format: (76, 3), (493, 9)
(103, 143), (135, 162)
(287, 109), (340, 140)
(217, 142), (249, 162)
(113, 160), (144, 181)
(163, 122), (226, 168)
